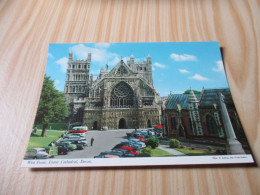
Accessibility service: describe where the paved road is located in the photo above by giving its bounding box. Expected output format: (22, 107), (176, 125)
(55, 129), (133, 159)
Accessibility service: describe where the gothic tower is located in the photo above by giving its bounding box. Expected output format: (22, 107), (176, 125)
(64, 52), (91, 104)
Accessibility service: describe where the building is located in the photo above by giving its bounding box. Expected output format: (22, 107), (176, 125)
(64, 53), (162, 130)
(164, 88), (246, 143)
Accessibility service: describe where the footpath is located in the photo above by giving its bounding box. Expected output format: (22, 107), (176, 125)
(158, 144), (187, 156)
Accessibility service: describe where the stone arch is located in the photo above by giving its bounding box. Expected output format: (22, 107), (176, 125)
(119, 118), (126, 129)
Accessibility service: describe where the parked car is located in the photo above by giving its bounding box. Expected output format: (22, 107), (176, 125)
(25, 148), (49, 159)
(128, 138), (146, 148)
(58, 141), (77, 151)
(57, 145), (69, 155)
(94, 151), (123, 158)
(133, 136), (147, 143)
(67, 133), (85, 137)
(112, 148), (136, 157)
(113, 143), (140, 151)
(120, 140), (143, 149)
(120, 146), (138, 156)
(70, 140), (85, 150)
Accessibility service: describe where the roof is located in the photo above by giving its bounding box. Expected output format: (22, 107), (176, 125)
(166, 94), (200, 110)
(199, 88), (233, 106)
(166, 88), (233, 110)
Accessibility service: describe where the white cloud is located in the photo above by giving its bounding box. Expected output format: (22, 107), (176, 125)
(212, 60), (224, 72)
(70, 44), (120, 66)
(154, 62), (166, 69)
(170, 53), (197, 61)
(152, 67), (155, 71)
(189, 74), (209, 81)
(179, 69), (189, 73)
(56, 57), (68, 73)
(48, 53), (54, 59)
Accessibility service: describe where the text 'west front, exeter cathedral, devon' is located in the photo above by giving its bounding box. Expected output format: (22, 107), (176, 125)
(64, 52), (163, 130)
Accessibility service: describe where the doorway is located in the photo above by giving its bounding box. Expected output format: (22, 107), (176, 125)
(93, 121), (98, 130)
(147, 119), (152, 128)
(119, 118), (126, 129)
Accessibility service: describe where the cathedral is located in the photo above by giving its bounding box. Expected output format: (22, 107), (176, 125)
(64, 52), (162, 130)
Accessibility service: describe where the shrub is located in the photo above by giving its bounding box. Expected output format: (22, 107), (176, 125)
(190, 145), (195, 150)
(207, 146), (213, 152)
(216, 149), (227, 155)
(145, 137), (160, 149)
(139, 146), (152, 157)
(169, 139), (180, 148)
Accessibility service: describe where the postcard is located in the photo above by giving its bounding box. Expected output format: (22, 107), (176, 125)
(22, 42), (255, 168)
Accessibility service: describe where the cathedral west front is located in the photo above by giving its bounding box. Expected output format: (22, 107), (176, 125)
(64, 52), (162, 130)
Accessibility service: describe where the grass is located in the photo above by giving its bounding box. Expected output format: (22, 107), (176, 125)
(151, 148), (174, 157)
(27, 130), (64, 150)
(174, 148), (216, 156)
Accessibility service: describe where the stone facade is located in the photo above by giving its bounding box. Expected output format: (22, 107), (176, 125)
(64, 53), (162, 130)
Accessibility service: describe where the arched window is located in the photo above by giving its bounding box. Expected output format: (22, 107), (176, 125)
(206, 115), (218, 136)
(171, 117), (177, 130)
(110, 82), (134, 108)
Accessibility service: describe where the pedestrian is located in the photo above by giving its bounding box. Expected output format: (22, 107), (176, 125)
(91, 137), (94, 146)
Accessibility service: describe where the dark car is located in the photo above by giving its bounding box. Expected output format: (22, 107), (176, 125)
(94, 151), (123, 158)
(70, 140), (85, 150)
(112, 148), (136, 157)
(57, 145), (69, 155)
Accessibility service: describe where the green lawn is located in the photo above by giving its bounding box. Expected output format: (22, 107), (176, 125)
(174, 148), (215, 156)
(27, 130), (64, 150)
(151, 148), (174, 157)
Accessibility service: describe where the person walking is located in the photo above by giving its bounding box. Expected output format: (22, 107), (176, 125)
(91, 137), (94, 146)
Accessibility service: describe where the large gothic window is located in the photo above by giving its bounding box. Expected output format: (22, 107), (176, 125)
(110, 82), (134, 108)
(206, 115), (218, 136)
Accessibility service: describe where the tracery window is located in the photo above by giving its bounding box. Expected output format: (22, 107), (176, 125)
(110, 82), (134, 108)
(116, 66), (128, 75)
(206, 115), (218, 136)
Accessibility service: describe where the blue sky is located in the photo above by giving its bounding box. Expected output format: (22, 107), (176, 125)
(46, 42), (229, 96)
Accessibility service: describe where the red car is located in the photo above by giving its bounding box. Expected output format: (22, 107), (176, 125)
(120, 146), (138, 156)
(135, 137), (146, 143)
(68, 130), (87, 134)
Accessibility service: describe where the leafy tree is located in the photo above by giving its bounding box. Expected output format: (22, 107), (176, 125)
(34, 75), (68, 137)
(183, 89), (200, 94)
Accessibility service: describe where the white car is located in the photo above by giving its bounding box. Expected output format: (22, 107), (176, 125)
(72, 126), (88, 131)
(25, 148), (49, 159)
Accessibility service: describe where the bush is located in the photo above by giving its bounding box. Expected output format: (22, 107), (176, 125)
(169, 139), (180, 148)
(139, 146), (152, 157)
(216, 149), (227, 155)
(145, 137), (160, 149)
(207, 146), (213, 152)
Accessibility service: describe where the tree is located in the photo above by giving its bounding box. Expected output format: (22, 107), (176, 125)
(34, 75), (68, 137)
(183, 89), (200, 94)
